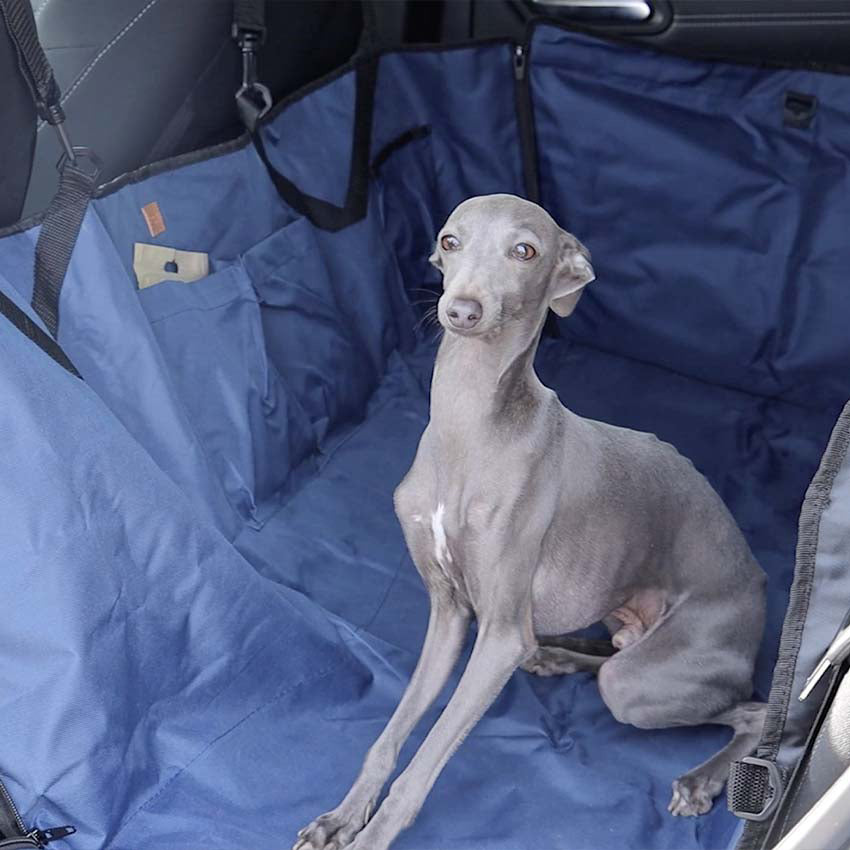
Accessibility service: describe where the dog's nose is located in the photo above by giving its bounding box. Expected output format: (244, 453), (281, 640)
(446, 298), (482, 329)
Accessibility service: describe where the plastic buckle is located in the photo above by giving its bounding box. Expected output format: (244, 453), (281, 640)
(56, 145), (103, 182)
(729, 757), (782, 822)
(235, 82), (272, 133)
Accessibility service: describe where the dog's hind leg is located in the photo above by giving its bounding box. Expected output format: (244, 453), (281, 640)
(669, 701), (766, 817)
(597, 599), (765, 817)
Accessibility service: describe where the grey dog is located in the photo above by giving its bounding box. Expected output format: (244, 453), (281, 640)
(294, 194), (767, 850)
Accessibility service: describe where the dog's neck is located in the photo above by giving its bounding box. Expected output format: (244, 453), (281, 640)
(429, 311), (547, 434)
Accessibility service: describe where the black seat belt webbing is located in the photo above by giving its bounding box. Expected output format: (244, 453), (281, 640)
(0, 0), (63, 126)
(0, 0), (99, 342)
(233, 0), (265, 36)
(32, 158), (98, 338)
(0, 289), (80, 378)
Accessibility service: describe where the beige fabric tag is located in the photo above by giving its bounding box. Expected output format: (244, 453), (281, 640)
(141, 201), (166, 237)
(133, 243), (210, 289)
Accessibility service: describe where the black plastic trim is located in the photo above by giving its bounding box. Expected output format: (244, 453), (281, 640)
(763, 624), (850, 846)
(523, 0), (674, 36)
(737, 402), (850, 850)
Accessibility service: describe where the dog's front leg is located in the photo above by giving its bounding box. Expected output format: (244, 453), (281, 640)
(346, 617), (535, 850)
(294, 594), (470, 850)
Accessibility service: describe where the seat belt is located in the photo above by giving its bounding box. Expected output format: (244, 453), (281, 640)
(0, 0), (100, 340)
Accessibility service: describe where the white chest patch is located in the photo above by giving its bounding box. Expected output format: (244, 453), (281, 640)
(430, 502), (453, 571)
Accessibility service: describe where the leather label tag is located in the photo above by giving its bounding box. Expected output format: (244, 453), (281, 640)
(141, 201), (166, 238)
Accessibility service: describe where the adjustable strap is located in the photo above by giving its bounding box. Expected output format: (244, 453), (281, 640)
(0, 0), (100, 339)
(233, 0), (265, 36)
(0, 0), (63, 126)
(32, 151), (99, 337)
(0, 289), (80, 378)
(728, 756), (783, 822)
(232, 0), (270, 132)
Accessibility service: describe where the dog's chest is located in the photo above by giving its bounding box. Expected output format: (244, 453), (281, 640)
(411, 501), (466, 593)
(404, 488), (516, 606)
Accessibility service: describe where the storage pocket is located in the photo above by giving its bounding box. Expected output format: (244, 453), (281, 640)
(243, 216), (386, 443)
(138, 262), (314, 526)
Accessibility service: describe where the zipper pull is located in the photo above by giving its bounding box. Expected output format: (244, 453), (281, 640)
(513, 44), (526, 81)
(799, 623), (850, 701)
(26, 826), (76, 847)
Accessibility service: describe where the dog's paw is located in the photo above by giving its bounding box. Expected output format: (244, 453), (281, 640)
(521, 647), (580, 677)
(668, 775), (722, 817)
(292, 807), (368, 850)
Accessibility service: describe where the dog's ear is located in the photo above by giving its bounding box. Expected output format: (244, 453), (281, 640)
(550, 230), (594, 317)
(428, 243), (443, 271)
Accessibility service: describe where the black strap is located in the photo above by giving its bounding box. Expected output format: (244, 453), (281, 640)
(0, 289), (80, 377)
(0, 0), (63, 125)
(253, 57), (378, 232)
(232, 0), (265, 38)
(0, 0), (99, 339)
(32, 157), (98, 337)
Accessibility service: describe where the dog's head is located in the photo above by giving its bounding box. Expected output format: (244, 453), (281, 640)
(429, 194), (594, 337)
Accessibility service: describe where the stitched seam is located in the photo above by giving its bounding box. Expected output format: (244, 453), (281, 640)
(104, 657), (346, 848)
(37, 0), (160, 130)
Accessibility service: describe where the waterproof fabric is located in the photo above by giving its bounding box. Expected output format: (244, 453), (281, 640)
(0, 24), (848, 850)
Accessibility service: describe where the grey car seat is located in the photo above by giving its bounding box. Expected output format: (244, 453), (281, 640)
(23, 0), (361, 218)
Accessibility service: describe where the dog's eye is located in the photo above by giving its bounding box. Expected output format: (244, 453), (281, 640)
(440, 234), (461, 251)
(510, 243), (537, 261)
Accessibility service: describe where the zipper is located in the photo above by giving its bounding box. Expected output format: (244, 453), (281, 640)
(513, 43), (527, 81)
(0, 780), (26, 838)
(0, 826), (76, 848)
(512, 42), (540, 205)
(0, 777), (75, 848)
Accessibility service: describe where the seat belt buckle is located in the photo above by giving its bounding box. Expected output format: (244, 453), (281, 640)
(799, 623), (850, 701)
(728, 756), (783, 822)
